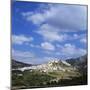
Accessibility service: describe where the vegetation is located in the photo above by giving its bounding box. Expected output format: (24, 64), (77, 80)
(12, 70), (87, 89)
(12, 70), (55, 89)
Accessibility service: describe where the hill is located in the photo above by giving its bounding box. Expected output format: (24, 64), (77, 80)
(12, 59), (32, 69)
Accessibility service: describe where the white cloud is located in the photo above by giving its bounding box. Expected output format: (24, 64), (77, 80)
(22, 12), (33, 17)
(12, 49), (35, 58)
(60, 43), (86, 58)
(41, 42), (55, 51)
(40, 43), (86, 59)
(22, 4), (87, 31)
(73, 34), (79, 39)
(22, 11), (46, 25)
(36, 24), (69, 42)
(21, 4), (87, 43)
(28, 13), (45, 25)
(12, 49), (57, 64)
(80, 38), (87, 43)
(12, 35), (33, 45)
(36, 24), (83, 43)
(12, 49), (35, 64)
(45, 5), (87, 31)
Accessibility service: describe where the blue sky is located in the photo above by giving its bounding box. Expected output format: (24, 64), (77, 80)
(12, 1), (87, 64)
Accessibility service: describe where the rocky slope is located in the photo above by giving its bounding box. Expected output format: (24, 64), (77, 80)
(15, 60), (76, 72)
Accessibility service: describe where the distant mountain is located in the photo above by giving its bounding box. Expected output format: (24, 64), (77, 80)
(12, 55), (87, 74)
(66, 55), (87, 74)
(17, 60), (76, 72)
(12, 59), (32, 69)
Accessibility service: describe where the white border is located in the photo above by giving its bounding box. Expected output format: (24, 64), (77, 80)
(0, 0), (89, 90)
(0, 0), (10, 90)
(18, 0), (88, 5)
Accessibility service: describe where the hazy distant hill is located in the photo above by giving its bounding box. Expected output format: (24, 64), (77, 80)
(12, 59), (32, 69)
(66, 55), (87, 74)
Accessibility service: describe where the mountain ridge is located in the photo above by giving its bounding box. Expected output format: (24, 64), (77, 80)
(12, 59), (32, 69)
(12, 54), (87, 73)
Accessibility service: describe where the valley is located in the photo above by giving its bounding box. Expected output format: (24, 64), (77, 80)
(12, 55), (87, 89)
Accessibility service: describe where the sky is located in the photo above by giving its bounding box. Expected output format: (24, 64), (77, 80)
(12, 1), (87, 64)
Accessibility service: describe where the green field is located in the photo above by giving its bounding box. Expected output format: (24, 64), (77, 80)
(12, 69), (87, 89)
